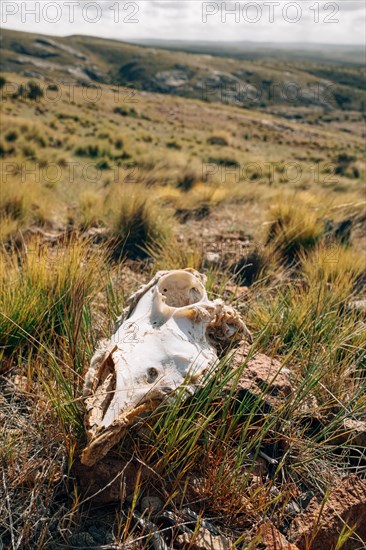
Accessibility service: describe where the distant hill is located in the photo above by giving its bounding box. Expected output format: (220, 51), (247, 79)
(128, 38), (365, 65)
(1, 29), (365, 116)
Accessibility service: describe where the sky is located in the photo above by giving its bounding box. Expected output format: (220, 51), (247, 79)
(1, 0), (365, 45)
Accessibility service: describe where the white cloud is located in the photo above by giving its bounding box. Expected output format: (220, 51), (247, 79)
(1, 0), (364, 44)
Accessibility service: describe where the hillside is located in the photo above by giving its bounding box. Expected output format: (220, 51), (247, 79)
(1, 28), (365, 119)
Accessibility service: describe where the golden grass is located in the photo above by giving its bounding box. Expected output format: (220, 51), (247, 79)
(1, 73), (366, 548)
(105, 183), (172, 258)
(266, 197), (325, 261)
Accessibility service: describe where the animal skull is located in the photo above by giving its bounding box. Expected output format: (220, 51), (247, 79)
(81, 269), (249, 466)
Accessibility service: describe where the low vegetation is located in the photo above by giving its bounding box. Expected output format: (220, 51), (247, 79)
(0, 47), (365, 549)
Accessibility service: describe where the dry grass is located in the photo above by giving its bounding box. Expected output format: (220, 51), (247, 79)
(0, 72), (365, 549)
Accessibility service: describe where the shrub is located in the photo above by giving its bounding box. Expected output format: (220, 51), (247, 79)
(207, 132), (230, 146)
(22, 145), (36, 159)
(27, 81), (44, 101)
(207, 156), (239, 167)
(5, 131), (18, 142)
(0, 142), (16, 158)
(56, 112), (80, 122)
(47, 84), (59, 92)
(78, 190), (104, 228)
(96, 159), (111, 170)
(176, 170), (199, 191)
(300, 243), (365, 299)
(166, 140), (181, 150)
(113, 106), (138, 117)
(231, 245), (281, 286)
(75, 144), (102, 158)
(0, 182), (29, 230)
(334, 153), (356, 176)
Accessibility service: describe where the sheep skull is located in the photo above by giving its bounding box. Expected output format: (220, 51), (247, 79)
(81, 269), (248, 466)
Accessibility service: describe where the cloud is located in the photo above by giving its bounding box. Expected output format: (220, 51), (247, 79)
(1, 0), (364, 44)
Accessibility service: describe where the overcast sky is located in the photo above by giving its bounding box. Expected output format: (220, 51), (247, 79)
(1, 1), (365, 45)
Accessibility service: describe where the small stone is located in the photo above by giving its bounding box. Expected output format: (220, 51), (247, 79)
(140, 496), (163, 514)
(11, 375), (30, 394)
(205, 252), (221, 265)
(285, 501), (301, 517)
(88, 525), (107, 544)
(73, 457), (140, 504)
(290, 475), (366, 550)
(333, 418), (366, 448)
(256, 522), (300, 549)
(347, 299), (366, 315)
(176, 527), (233, 549)
(343, 418), (366, 447)
(230, 345), (293, 409)
(69, 532), (96, 547)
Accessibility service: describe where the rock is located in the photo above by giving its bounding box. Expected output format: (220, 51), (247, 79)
(140, 496), (163, 514)
(205, 251), (221, 266)
(69, 532), (96, 547)
(11, 375), (30, 394)
(175, 205), (210, 222)
(73, 457), (141, 504)
(297, 393), (324, 435)
(347, 299), (366, 315)
(176, 527), (233, 549)
(333, 418), (366, 448)
(289, 475), (366, 550)
(230, 345), (293, 409)
(285, 501), (301, 517)
(256, 522), (300, 549)
(87, 525), (107, 544)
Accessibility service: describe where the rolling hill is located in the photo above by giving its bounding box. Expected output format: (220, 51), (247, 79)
(1, 28), (365, 119)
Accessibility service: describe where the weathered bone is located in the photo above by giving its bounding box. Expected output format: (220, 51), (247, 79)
(81, 269), (249, 466)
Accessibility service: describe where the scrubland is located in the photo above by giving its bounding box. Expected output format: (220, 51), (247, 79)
(0, 69), (365, 549)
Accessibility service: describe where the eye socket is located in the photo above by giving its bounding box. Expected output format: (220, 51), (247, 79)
(147, 367), (159, 383)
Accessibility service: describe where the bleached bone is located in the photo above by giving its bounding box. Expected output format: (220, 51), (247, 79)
(81, 269), (249, 466)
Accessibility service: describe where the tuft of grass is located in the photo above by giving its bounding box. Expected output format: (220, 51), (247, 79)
(231, 244), (282, 287)
(0, 236), (105, 362)
(105, 184), (172, 259)
(247, 241), (366, 404)
(266, 199), (324, 263)
(78, 190), (105, 229)
(301, 243), (366, 299)
(0, 179), (36, 240)
(207, 131), (230, 146)
(147, 235), (203, 271)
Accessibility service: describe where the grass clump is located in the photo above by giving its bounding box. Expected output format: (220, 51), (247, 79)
(207, 156), (239, 167)
(301, 243), (365, 298)
(106, 185), (172, 259)
(266, 199), (324, 263)
(207, 131), (230, 146)
(113, 106), (138, 118)
(0, 236), (105, 362)
(78, 190), (105, 229)
(75, 143), (107, 159)
(0, 180), (32, 240)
